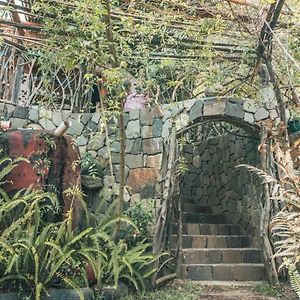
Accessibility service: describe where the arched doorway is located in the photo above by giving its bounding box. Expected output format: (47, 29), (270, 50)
(158, 97), (276, 282)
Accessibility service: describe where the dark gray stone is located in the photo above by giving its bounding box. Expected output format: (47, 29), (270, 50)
(131, 138), (142, 154)
(125, 139), (134, 153)
(126, 120), (140, 138)
(126, 154), (143, 169)
(187, 265), (212, 280)
(225, 102), (245, 119)
(153, 118), (163, 137)
(13, 106), (28, 118)
(189, 100), (204, 122)
(85, 121), (99, 133)
(80, 113), (91, 125)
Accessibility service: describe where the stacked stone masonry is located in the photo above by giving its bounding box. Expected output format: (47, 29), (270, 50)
(0, 97), (279, 203)
(180, 130), (262, 239)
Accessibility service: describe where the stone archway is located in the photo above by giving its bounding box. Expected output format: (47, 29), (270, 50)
(160, 98), (275, 282)
(166, 97), (278, 136)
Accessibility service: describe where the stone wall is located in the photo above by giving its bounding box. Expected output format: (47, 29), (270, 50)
(0, 97), (279, 203)
(180, 131), (262, 237)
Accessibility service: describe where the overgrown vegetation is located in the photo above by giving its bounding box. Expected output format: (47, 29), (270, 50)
(270, 170), (300, 298)
(124, 200), (155, 248)
(80, 153), (105, 178)
(253, 283), (283, 297)
(0, 152), (162, 299)
(124, 280), (204, 300)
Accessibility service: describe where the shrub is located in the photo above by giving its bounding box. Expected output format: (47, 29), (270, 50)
(124, 201), (155, 248)
(80, 153), (104, 178)
(0, 153), (162, 299)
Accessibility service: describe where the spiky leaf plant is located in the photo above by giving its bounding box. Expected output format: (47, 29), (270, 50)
(0, 151), (163, 299)
(0, 152), (107, 299)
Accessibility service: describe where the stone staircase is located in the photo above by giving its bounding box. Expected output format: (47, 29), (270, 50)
(171, 201), (265, 281)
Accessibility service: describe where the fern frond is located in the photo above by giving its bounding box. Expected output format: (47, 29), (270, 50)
(235, 164), (277, 183)
(288, 263), (300, 298)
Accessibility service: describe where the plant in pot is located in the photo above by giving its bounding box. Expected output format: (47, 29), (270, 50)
(288, 106), (300, 134)
(80, 153), (105, 190)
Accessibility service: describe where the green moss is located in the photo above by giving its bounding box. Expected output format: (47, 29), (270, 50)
(253, 283), (283, 297)
(123, 281), (203, 300)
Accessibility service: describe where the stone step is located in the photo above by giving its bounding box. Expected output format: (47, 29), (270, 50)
(182, 213), (226, 224)
(178, 223), (242, 235)
(198, 293), (274, 300)
(181, 203), (212, 213)
(182, 248), (261, 264)
(170, 235), (251, 249)
(180, 263), (265, 281)
(180, 198), (195, 204)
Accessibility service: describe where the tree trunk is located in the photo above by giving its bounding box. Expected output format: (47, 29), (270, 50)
(103, 0), (125, 239)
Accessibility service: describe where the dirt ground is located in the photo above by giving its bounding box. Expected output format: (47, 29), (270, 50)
(124, 280), (299, 300)
(198, 282), (298, 300)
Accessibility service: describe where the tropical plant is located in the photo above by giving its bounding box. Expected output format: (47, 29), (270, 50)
(103, 240), (161, 297)
(270, 173), (300, 297)
(85, 195), (166, 296)
(124, 201), (155, 248)
(0, 154), (103, 299)
(0, 153), (164, 299)
(238, 159), (300, 297)
(80, 153), (105, 178)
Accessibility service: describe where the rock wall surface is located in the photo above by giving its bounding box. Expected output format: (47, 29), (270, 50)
(180, 131), (262, 237)
(0, 97), (279, 203)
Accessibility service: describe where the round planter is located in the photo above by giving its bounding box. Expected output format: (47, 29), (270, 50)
(0, 292), (24, 300)
(288, 120), (300, 133)
(100, 283), (128, 300)
(43, 287), (94, 299)
(81, 175), (103, 190)
(0, 288), (94, 300)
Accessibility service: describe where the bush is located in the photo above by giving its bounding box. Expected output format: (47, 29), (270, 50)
(80, 153), (104, 177)
(0, 154), (162, 299)
(124, 201), (155, 248)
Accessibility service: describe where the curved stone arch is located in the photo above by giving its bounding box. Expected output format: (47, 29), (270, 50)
(162, 98), (278, 255)
(161, 97), (279, 138)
